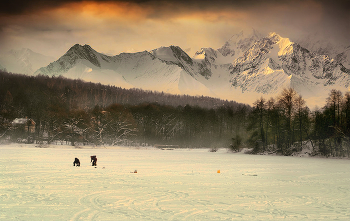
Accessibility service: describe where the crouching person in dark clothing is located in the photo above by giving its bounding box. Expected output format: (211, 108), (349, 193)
(73, 158), (80, 167)
(91, 155), (97, 166)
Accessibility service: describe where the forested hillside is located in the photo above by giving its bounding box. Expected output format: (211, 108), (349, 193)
(0, 71), (250, 147)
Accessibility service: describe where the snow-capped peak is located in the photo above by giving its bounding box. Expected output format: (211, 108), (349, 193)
(151, 46), (179, 63)
(68, 44), (95, 53)
(151, 45), (193, 65)
(294, 33), (350, 69)
(64, 44), (101, 67)
(266, 32), (294, 57)
(217, 29), (263, 64)
(150, 45), (196, 76)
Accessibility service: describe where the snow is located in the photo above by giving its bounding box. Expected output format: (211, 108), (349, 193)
(193, 50), (206, 60)
(193, 48), (233, 65)
(150, 47), (178, 63)
(295, 32), (346, 61)
(63, 62), (134, 89)
(231, 58), (290, 95)
(217, 29), (263, 64)
(178, 70), (216, 97)
(35, 46), (217, 97)
(267, 33), (293, 68)
(342, 47), (350, 69)
(268, 33), (293, 57)
(11, 118), (29, 125)
(1, 144), (350, 220)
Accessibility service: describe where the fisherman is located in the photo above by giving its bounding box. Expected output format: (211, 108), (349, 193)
(91, 155), (97, 166)
(73, 158), (80, 167)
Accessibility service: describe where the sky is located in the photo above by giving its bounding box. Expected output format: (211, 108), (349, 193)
(0, 0), (349, 58)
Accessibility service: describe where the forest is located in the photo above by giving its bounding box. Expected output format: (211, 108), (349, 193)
(248, 88), (350, 157)
(0, 71), (249, 148)
(1, 71), (349, 158)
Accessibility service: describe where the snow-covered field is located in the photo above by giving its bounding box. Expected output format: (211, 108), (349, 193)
(1, 144), (350, 220)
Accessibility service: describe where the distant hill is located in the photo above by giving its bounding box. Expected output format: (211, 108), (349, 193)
(0, 71), (249, 111)
(0, 48), (54, 75)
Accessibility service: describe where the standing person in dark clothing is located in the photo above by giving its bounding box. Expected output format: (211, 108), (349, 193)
(73, 158), (80, 167)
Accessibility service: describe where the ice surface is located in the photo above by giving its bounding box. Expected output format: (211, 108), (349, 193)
(1, 144), (350, 220)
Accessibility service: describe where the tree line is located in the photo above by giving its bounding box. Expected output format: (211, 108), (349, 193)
(0, 71), (249, 147)
(248, 88), (350, 157)
(1, 71), (350, 157)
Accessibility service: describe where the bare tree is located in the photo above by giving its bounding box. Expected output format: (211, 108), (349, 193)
(326, 89), (343, 156)
(254, 97), (266, 150)
(294, 95), (307, 151)
(277, 88), (298, 154)
(326, 89), (343, 127)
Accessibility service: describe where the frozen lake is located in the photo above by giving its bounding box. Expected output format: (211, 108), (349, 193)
(1, 145), (350, 220)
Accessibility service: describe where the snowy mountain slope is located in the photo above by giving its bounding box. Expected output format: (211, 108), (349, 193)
(226, 33), (350, 99)
(0, 48), (54, 75)
(296, 33), (350, 70)
(151, 46), (212, 80)
(217, 30), (263, 64)
(33, 31), (350, 107)
(35, 44), (113, 75)
(184, 31), (350, 106)
(35, 44), (216, 97)
(336, 46), (350, 69)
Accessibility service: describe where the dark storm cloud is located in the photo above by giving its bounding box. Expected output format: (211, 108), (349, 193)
(1, 0), (348, 28)
(1, 0), (346, 15)
(0, 0), (348, 58)
(1, 0), (349, 26)
(0, 0), (83, 15)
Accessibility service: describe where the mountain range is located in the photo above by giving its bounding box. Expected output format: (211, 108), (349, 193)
(1, 31), (349, 107)
(0, 48), (54, 75)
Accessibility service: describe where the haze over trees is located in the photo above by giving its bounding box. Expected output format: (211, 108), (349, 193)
(1, 71), (349, 157)
(0, 71), (249, 148)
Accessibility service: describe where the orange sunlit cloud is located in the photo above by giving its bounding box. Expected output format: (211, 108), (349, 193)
(49, 1), (249, 25)
(0, 1), (251, 57)
(61, 1), (151, 21)
(0, 0), (348, 59)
